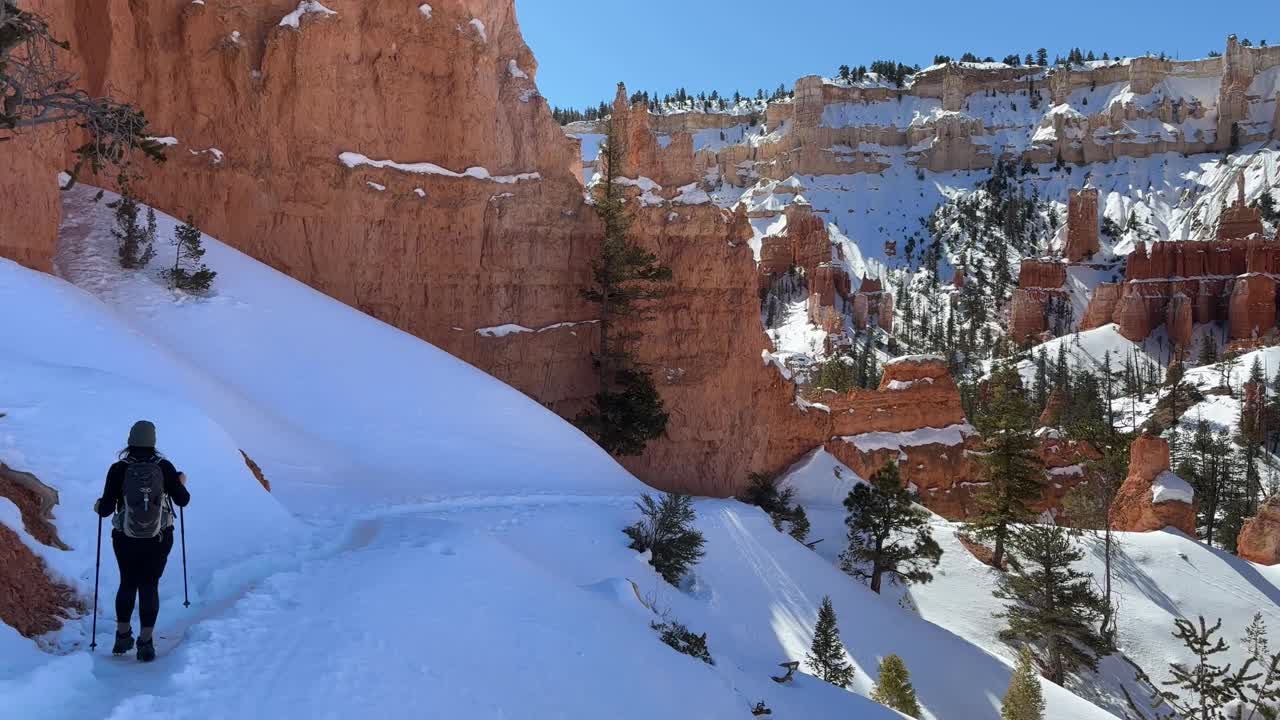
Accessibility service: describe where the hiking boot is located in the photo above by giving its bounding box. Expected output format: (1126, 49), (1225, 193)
(136, 637), (156, 663)
(112, 630), (134, 656)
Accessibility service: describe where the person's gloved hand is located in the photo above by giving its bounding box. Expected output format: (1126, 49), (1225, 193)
(93, 499), (101, 515)
(178, 472), (187, 486)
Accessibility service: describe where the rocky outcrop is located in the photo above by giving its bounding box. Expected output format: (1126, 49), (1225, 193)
(1081, 206), (1280, 343)
(1218, 175), (1266, 241)
(1010, 259), (1068, 343)
(1110, 435), (1197, 534)
(820, 356), (983, 517)
(1238, 498), (1280, 565)
(1064, 188), (1100, 262)
(0, 464), (80, 637)
(240, 450), (271, 493)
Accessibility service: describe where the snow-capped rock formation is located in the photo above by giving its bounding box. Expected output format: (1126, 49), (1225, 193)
(1111, 435), (1197, 534)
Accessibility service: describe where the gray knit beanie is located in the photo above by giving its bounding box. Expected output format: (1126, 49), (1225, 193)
(128, 420), (157, 448)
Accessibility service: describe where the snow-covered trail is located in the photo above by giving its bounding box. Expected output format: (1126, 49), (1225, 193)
(0, 185), (1122, 719)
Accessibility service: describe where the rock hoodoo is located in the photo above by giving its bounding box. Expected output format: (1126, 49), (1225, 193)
(1237, 498), (1280, 565)
(1110, 435), (1197, 535)
(1064, 188), (1100, 262)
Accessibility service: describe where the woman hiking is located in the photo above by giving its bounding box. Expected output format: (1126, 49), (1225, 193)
(93, 420), (190, 662)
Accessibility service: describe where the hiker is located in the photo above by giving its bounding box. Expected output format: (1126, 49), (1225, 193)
(93, 421), (190, 662)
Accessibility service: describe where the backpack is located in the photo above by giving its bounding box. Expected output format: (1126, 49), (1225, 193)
(117, 459), (170, 538)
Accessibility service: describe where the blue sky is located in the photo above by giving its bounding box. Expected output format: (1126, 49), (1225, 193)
(516, 0), (1278, 109)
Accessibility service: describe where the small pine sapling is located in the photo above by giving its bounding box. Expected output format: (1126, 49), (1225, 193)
(805, 596), (854, 688)
(1002, 646), (1046, 720)
(623, 493), (706, 587)
(871, 654), (922, 718)
(651, 618), (713, 665)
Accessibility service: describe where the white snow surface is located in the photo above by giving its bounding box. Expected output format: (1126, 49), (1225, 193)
(1151, 470), (1194, 505)
(839, 423), (976, 452)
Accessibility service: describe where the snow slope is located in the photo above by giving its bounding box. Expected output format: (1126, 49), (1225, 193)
(784, 456), (1280, 719)
(1, 186), (1123, 720)
(53, 185), (640, 511)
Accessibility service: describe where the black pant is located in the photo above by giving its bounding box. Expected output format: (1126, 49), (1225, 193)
(112, 528), (174, 629)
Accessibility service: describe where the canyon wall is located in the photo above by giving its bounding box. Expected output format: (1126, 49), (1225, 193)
(0, 0), (833, 498)
(565, 37), (1280, 185)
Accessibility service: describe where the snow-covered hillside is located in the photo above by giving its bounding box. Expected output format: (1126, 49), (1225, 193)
(783, 449), (1280, 719)
(3, 187), (1123, 719)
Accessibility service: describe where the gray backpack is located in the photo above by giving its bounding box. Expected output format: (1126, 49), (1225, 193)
(118, 460), (170, 538)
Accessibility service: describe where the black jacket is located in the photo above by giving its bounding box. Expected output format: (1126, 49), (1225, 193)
(96, 450), (191, 519)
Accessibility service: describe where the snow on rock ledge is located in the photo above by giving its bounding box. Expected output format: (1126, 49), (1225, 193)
(339, 153), (540, 184)
(279, 1), (336, 29)
(839, 423), (976, 453)
(1151, 470), (1194, 505)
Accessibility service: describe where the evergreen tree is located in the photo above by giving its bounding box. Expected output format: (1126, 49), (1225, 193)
(113, 195), (156, 269)
(813, 354), (856, 393)
(805, 596), (854, 688)
(1035, 48), (1049, 66)
(1163, 617), (1243, 719)
(1126, 615), (1280, 720)
(1243, 612), (1271, 664)
(166, 215), (217, 292)
(1238, 358), (1267, 517)
(738, 473), (809, 542)
(1062, 441), (1128, 646)
(871, 654), (922, 718)
(1197, 333), (1218, 366)
(623, 493), (706, 586)
(1178, 420), (1240, 547)
(1002, 646), (1047, 720)
(576, 98), (673, 456)
(968, 362), (1041, 568)
(996, 525), (1108, 685)
(651, 618), (714, 665)
(0, 3), (167, 185)
(840, 462), (942, 593)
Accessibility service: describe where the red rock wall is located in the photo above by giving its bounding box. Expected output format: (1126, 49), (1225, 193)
(0, 0), (825, 498)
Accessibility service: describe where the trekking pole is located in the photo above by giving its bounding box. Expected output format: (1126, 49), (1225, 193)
(179, 505), (190, 608)
(89, 515), (102, 651)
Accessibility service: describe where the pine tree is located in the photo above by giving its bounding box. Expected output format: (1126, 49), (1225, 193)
(1238, 358), (1267, 517)
(806, 596), (854, 688)
(651, 618), (714, 665)
(1002, 646), (1047, 720)
(1197, 333), (1218, 366)
(623, 493), (706, 586)
(995, 525), (1108, 685)
(840, 462), (942, 593)
(576, 95), (672, 456)
(871, 654), (922, 718)
(167, 215), (217, 292)
(113, 195), (156, 269)
(813, 354), (856, 393)
(738, 473), (809, 542)
(1035, 48), (1049, 66)
(1164, 617), (1242, 719)
(967, 362), (1041, 568)
(1243, 612), (1271, 664)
